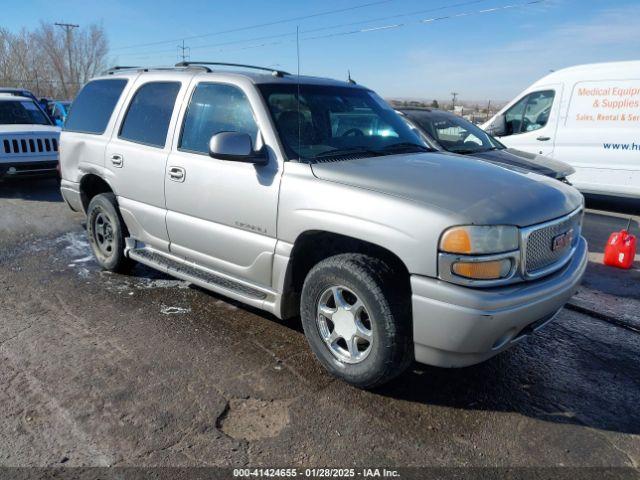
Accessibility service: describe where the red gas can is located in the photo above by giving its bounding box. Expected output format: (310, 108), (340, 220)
(603, 220), (637, 270)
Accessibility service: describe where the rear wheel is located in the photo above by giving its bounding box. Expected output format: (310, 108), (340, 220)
(300, 253), (413, 389)
(86, 193), (134, 273)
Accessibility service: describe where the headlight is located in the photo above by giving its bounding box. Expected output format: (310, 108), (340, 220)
(440, 225), (519, 254)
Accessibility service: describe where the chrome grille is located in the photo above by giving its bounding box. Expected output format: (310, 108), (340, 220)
(523, 209), (582, 276)
(2, 136), (58, 155)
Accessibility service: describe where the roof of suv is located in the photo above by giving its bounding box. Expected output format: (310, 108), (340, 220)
(101, 65), (366, 89)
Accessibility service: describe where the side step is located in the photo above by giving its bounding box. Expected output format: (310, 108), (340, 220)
(128, 247), (268, 301)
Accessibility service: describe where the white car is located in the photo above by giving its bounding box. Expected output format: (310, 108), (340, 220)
(483, 60), (640, 200)
(0, 93), (60, 180)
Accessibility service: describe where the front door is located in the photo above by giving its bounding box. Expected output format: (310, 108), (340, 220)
(495, 84), (563, 157)
(164, 81), (281, 287)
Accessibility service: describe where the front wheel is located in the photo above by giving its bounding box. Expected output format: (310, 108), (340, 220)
(86, 193), (134, 273)
(300, 253), (413, 389)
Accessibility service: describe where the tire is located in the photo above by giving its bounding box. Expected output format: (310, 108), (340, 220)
(300, 253), (413, 389)
(86, 193), (134, 273)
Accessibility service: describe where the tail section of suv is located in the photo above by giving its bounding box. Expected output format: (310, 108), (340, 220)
(60, 63), (587, 388)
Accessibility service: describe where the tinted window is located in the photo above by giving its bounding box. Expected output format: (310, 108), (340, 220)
(119, 82), (181, 147)
(0, 100), (51, 125)
(180, 83), (258, 154)
(504, 90), (555, 135)
(64, 79), (127, 134)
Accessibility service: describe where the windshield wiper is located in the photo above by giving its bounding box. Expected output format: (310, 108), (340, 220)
(313, 146), (382, 158)
(378, 142), (433, 153)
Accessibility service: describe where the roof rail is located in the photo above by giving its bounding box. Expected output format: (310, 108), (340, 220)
(175, 61), (290, 77)
(103, 65), (143, 75)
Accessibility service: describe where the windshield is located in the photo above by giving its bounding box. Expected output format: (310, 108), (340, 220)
(259, 84), (430, 161)
(408, 111), (502, 154)
(0, 100), (51, 126)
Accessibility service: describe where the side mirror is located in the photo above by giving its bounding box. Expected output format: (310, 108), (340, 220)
(487, 114), (506, 137)
(208, 132), (267, 165)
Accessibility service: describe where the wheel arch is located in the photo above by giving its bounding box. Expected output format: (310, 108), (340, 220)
(279, 230), (411, 320)
(79, 174), (115, 213)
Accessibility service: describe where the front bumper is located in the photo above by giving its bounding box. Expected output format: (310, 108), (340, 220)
(0, 160), (58, 179)
(411, 236), (588, 367)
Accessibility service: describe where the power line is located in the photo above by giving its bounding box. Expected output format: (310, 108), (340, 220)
(119, 0), (545, 61)
(118, 0), (493, 59)
(111, 0), (396, 51)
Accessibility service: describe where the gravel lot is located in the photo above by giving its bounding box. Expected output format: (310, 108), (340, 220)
(0, 178), (638, 472)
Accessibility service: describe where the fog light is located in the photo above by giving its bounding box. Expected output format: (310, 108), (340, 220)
(452, 259), (512, 280)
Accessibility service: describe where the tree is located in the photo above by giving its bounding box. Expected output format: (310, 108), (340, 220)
(430, 99), (439, 108)
(0, 22), (109, 99)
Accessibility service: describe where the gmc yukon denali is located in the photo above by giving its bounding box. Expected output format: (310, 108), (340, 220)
(59, 62), (588, 388)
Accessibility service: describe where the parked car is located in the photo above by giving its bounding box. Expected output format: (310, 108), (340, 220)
(482, 60), (640, 199)
(59, 63), (587, 388)
(398, 108), (574, 182)
(0, 93), (60, 180)
(43, 100), (72, 127)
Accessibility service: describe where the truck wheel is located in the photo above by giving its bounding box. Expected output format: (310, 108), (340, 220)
(300, 253), (413, 389)
(86, 193), (134, 273)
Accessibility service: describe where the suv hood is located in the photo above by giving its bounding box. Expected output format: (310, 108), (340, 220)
(310, 152), (583, 227)
(472, 148), (575, 179)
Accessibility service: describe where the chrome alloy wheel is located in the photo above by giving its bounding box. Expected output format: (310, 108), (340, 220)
(316, 286), (373, 364)
(93, 210), (115, 258)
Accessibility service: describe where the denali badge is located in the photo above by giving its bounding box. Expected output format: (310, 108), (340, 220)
(552, 229), (574, 252)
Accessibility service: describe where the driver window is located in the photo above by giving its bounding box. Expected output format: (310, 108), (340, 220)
(504, 90), (554, 135)
(179, 83), (258, 155)
(522, 90), (554, 132)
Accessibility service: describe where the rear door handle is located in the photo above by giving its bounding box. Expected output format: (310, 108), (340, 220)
(168, 166), (186, 182)
(536, 136), (551, 142)
(110, 154), (123, 167)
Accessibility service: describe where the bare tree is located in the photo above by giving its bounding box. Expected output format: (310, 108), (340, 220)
(0, 22), (109, 99)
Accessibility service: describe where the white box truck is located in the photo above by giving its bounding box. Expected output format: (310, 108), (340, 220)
(483, 61), (640, 199)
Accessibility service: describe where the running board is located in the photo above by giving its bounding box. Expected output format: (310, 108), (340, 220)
(128, 247), (268, 301)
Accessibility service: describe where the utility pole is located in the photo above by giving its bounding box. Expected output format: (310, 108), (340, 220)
(55, 22), (79, 97)
(451, 92), (458, 111)
(177, 40), (190, 62)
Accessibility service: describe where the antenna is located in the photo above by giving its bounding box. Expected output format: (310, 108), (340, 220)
(347, 70), (356, 84)
(296, 25), (301, 160)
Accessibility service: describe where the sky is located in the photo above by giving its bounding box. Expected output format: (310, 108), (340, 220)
(5, 0), (640, 102)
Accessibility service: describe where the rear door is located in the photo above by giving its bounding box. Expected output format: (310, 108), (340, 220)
(494, 85), (563, 156)
(105, 72), (188, 252)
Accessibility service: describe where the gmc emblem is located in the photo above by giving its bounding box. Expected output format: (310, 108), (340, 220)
(551, 229), (574, 252)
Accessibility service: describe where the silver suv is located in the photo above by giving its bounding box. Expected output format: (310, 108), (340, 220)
(60, 62), (587, 388)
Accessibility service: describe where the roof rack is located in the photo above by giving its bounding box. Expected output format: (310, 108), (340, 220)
(175, 61), (290, 77)
(103, 66), (142, 74)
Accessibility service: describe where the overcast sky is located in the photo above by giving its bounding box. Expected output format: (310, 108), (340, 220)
(7, 0), (640, 102)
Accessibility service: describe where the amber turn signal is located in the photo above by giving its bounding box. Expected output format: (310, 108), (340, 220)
(452, 259), (512, 280)
(441, 228), (472, 254)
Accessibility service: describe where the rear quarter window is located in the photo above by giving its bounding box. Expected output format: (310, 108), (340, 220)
(64, 79), (128, 134)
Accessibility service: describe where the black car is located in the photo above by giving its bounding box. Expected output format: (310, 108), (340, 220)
(398, 108), (574, 182)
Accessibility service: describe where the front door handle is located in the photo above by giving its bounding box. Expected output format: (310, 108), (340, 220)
(168, 166), (186, 182)
(536, 136), (551, 142)
(110, 154), (123, 167)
